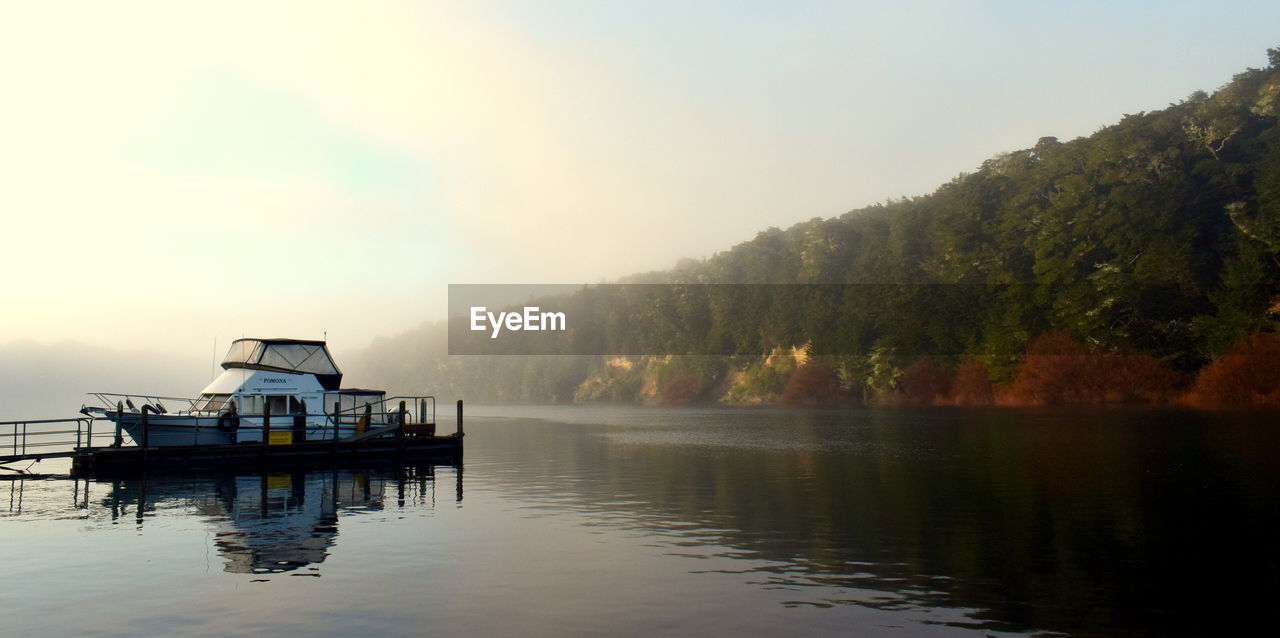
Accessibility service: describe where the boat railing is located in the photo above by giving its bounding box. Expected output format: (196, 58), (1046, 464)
(89, 393), (438, 425)
(89, 393), (202, 415)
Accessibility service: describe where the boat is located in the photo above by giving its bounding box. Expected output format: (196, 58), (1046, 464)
(84, 338), (434, 447)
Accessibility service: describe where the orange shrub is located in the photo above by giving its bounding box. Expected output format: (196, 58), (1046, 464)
(895, 358), (952, 405)
(1185, 332), (1280, 406)
(660, 372), (701, 405)
(1103, 351), (1183, 403)
(1003, 332), (1183, 405)
(1007, 332), (1105, 405)
(781, 360), (842, 406)
(950, 358), (995, 406)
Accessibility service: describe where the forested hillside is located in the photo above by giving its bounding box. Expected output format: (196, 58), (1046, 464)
(349, 50), (1280, 407)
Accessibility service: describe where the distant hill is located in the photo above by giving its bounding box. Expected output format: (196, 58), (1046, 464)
(349, 49), (1280, 407)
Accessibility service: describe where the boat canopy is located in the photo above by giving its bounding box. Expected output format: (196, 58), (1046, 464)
(221, 338), (343, 390)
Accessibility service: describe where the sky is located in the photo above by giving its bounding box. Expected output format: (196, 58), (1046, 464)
(2, 0), (1279, 361)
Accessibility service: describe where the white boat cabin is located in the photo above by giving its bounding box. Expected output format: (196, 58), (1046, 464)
(195, 338), (386, 423)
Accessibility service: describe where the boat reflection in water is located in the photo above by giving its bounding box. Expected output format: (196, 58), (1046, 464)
(95, 462), (462, 575)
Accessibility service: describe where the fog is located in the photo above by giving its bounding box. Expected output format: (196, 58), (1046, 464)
(0, 341), (208, 421)
(3, 2), (1279, 417)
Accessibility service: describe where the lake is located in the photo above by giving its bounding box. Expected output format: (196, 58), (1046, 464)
(2, 405), (1277, 636)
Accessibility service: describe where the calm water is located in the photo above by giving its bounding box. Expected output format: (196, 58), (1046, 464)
(2, 406), (1277, 636)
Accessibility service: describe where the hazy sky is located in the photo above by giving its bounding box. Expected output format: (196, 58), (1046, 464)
(2, 1), (1278, 356)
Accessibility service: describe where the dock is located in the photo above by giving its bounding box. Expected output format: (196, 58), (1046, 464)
(1, 400), (465, 477)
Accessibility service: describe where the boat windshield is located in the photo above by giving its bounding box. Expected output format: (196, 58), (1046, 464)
(221, 340), (264, 367)
(195, 393), (232, 413)
(221, 339), (340, 376)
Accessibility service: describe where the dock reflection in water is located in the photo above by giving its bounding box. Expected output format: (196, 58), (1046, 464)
(15, 462), (463, 577)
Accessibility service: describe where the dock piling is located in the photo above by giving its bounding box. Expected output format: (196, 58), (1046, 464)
(262, 402), (271, 454)
(114, 402), (123, 447)
(398, 400), (407, 451)
(332, 401), (340, 453)
(140, 406), (149, 463)
(456, 400), (463, 437)
(293, 400), (306, 443)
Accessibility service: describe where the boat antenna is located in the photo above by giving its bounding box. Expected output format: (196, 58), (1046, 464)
(211, 337), (217, 381)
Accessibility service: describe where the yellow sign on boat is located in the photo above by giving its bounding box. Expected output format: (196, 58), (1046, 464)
(268, 431), (293, 445)
(266, 473), (292, 489)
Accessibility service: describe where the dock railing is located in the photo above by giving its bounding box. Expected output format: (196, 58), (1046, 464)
(218, 396), (439, 439)
(1, 417), (104, 464)
(329, 396), (436, 429)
